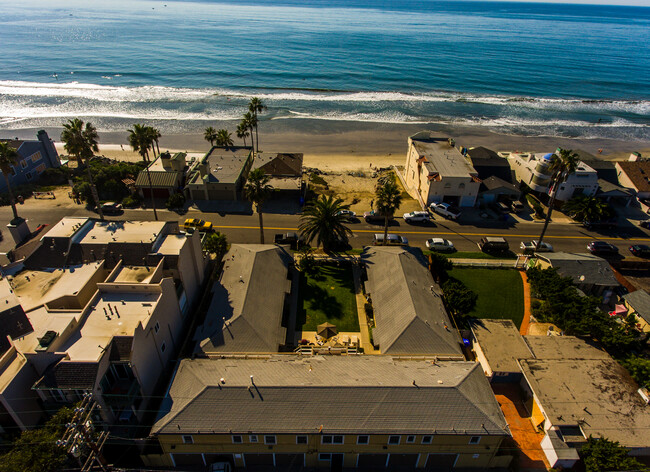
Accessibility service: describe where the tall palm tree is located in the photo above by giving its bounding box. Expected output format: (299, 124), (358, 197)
(299, 195), (353, 252)
(535, 148), (579, 251)
(242, 112), (257, 155)
(128, 123), (158, 221)
(244, 168), (273, 244)
(248, 97), (266, 155)
(563, 195), (611, 223)
(0, 142), (21, 222)
(61, 118), (104, 220)
(375, 175), (402, 245)
(204, 126), (217, 146)
(215, 129), (234, 147)
(236, 122), (250, 147)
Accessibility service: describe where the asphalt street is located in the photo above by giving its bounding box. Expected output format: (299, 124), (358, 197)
(2, 200), (650, 257)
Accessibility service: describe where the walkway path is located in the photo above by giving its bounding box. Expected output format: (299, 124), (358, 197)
(352, 264), (378, 354)
(519, 270), (532, 335)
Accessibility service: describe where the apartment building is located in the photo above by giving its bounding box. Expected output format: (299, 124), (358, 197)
(404, 132), (481, 207)
(147, 356), (509, 470)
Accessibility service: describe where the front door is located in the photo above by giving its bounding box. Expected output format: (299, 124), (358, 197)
(330, 453), (344, 472)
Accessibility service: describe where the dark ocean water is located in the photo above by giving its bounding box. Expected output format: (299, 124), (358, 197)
(0, 0), (649, 139)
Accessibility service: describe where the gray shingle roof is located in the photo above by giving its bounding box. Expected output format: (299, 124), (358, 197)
(362, 247), (463, 357)
(623, 290), (650, 324)
(194, 245), (292, 354)
(152, 356), (509, 436)
(536, 252), (618, 287)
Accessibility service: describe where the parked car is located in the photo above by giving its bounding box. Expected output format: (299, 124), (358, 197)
(363, 211), (389, 223)
(511, 201), (525, 213)
(629, 244), (650, 258)
(403, 211), (431, 223)
(373, 233), (408, 246)
(100, 202), (123, 215)
(183, 218), (213, 232)
(582, 218), (617, 230)
(426, 238), (455, 252)
(520, 240), (553, 254)
(478, 236), (509, 253)
(429, 202), (461, 220)
(336, 210), (356, 218)
(587, 240), (618, 255)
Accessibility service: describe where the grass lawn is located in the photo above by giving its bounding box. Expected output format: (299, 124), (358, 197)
(448, 267), (524, 327)
(297, 263), (360, 332)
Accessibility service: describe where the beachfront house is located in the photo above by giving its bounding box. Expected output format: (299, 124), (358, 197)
(186, 146), (253, 201)
(505, 151), (598, 202)
(0, 130), (60, 192)
(403, 132), (481, 207)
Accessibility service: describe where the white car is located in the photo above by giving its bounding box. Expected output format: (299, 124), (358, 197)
(429, 202), (461, 220)
(426, 238), (455, 252)
(403, 211), (431, 223)
(520, 240), (554, 253)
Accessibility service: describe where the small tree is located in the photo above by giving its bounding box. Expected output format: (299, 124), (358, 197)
(204, 232), (228, 259)
(442, 279), (477, 319)
(579, 436), (646, 472)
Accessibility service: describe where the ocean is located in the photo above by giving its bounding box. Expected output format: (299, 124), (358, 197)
(0, 0), (649, 140)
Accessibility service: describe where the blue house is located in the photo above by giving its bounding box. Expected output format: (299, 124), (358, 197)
(0, 130), (60, 192)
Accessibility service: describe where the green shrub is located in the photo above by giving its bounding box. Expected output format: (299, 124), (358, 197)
(166, 192), (186, 209)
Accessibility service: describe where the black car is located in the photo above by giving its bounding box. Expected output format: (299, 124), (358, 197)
(587, 240), (618, 255)
(629, 244), (650, 258)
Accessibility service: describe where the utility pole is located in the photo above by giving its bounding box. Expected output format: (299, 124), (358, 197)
(57, 394), (110, 472)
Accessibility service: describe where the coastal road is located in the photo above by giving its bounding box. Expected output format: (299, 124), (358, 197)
(2, 202), (650, 256)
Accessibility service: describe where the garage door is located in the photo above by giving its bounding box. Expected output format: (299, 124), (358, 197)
(387, 453), (419, 469)
(171, 453), (205, 466)
(357, 453), (388, 469)
(424, 453), (457, 471)
(244, 453), (274, 467)
(275, 453), (304, 469)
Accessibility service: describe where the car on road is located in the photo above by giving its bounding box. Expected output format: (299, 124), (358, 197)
(403, 211), (431, 223)
(429, 202), (461, 220)
(337, 210), (356, 218)
(587, 240), (618, 255)
(520, 240), (553, 254)
(426, 238), (455, 252)
(373, 233), (408, 246)
(629, 244), (650, 258)
(100, 202), (123, 215)
(183, 218), (213, 232)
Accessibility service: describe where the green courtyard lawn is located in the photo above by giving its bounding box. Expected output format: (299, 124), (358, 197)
(448, 267), (524, 327)
(297, 263), (360, 332)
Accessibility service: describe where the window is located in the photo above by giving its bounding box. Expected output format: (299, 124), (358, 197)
(182, 435), (193, 444)
(160, 341), (166, 353)
(388, 435), (400, 445)
(232, 435), (242, 444)
(249, 435), (258, 443)
(469, 436), (481, 445)
(264, 435), (276, 445)
(318, 454), (331, 461)
(406, 435), (416, 444)
(296, 435), (307, 445)
(357, 435), (369, 445)
(422, 435), (433, 444)
(154, 322), (160, 334)
(322, 435), (343, 445)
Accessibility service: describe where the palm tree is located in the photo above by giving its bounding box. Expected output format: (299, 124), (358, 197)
(204, 127), (217, 146)
(248, 97), (266, 154)
(236, 122), (250, 147)
(61, 118), (104, 220)
(299, 195), (353, 252)
(0, 142), (21, 222)
(375, 175), (402, 245)
(242, 112), (257, 155)
(563, 195), (612, 223)
(128, 123), (158, 220)
(215, 129), (234, 147)
(244, 168), (273, 244)
(535, 148), (579, 251)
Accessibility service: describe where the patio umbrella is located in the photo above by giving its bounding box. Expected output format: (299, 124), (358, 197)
(317, 322), (337, 338)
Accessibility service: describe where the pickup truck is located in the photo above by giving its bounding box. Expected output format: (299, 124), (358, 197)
(429, 202), (461, 220)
